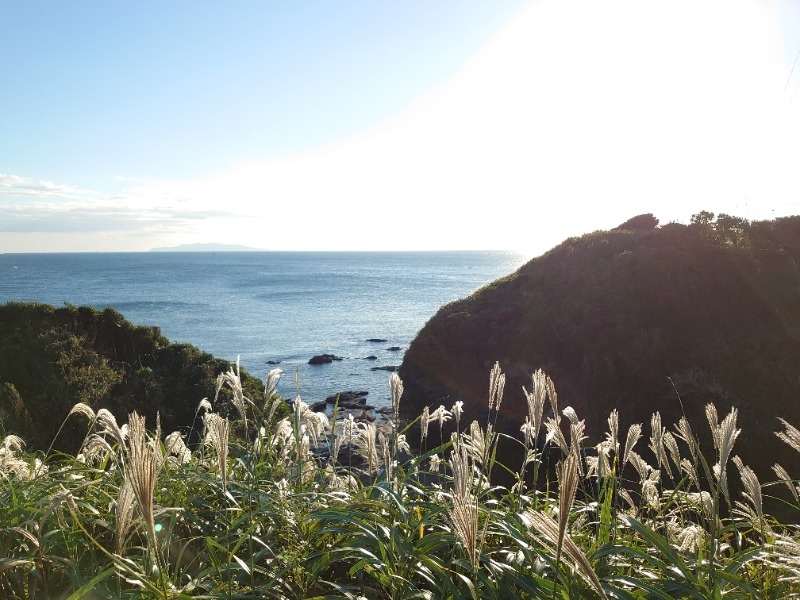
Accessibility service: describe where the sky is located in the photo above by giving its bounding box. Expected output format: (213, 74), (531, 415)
(2, 0), (799, 255)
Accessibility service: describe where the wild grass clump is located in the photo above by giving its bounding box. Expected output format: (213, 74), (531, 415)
(1, 363), (800, 598)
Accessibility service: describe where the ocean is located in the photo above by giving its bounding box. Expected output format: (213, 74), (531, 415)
(0, 251), (527, 408)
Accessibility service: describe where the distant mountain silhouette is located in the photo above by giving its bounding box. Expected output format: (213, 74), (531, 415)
(399, 213), (800, 479)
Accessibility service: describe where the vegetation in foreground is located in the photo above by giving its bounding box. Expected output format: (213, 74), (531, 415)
(399, 213), (800, 484)
(2, 363), (800, 599)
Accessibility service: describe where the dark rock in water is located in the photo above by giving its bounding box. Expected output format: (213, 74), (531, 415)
(375, 406), (393, 415)
(365, 355), (378, 360)
(266, 360), (282, 365)
(354, 409), (376, 422)
(309, 354), (343, 365)
(366, 338), (388, 343)
(326, 391), (369, 404)
(387, 346), (402, 352)
(341, 400), (375, 410)
(338, 408), (376, 424)
(336, 397), (369, 409)
(370, 365), (399, 372)
(309, 401), (328, 412)
(398, 215), (800, 490)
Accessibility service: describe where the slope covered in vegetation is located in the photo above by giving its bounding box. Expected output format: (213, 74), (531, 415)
(0, 303), (270, 454)
(399, 213), (800, 478)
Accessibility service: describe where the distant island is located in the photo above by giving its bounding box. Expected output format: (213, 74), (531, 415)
(149, 243), (267, 252)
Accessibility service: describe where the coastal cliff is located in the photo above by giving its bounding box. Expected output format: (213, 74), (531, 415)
(399, 214), (800, 475)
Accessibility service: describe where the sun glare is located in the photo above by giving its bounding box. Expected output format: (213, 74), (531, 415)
(144, 0), (799, 255)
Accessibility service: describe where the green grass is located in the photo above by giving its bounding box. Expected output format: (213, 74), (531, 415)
(1, 363), (800, 599)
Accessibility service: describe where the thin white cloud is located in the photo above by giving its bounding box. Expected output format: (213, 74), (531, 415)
(0, 173), (98, 199)
(0, 168), (242, 239)
(0, 195), (235, 234)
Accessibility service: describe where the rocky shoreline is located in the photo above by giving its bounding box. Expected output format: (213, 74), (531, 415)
(305, 389), (393, 425)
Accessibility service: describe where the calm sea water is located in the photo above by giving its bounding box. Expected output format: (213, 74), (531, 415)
(0, 251), (526, 407)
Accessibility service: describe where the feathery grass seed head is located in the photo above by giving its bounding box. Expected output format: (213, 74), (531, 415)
(96, 409), (126, 449)
(2, 434), (24, 453)
(523, 369), (548, 448)
(115, 481), (137, 554)
(545, 417), (569, 454)
(776, 417), (800, 454)
(196, 398), (212, 415)
(390, 372), (403, 415)
(607, 409), (619, 454)
(203, 413), (230, 490)
(447, 442), (480, 568)
(164, 431), (191, 465)
(264, 368), (282, 402)
(68, 402), (96, 423)
(420, 406), (430, 441)
(675, 416), (699, 462)
(123, 412), (165, 554)
(773, 463), (800, 502)
(488, 361), (505, 412)
(555, 452), (581, 565)
(733, 455), (764, 523)
(623, 423), (643, 469)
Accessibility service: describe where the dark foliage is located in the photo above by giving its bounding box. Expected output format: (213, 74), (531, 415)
(0, 303), (279, 454)
(613, 213), (659, 231)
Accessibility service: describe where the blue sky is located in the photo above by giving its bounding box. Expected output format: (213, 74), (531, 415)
(2, 0), (799, 253)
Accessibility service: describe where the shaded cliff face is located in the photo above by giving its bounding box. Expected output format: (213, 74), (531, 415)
(399, 216), (800, 476)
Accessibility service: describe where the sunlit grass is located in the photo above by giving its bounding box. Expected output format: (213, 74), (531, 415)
(1, 364), (800, 598)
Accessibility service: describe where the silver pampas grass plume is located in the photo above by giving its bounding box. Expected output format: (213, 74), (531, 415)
(123, 412), (165, 554)
(204, 412), (230, 490)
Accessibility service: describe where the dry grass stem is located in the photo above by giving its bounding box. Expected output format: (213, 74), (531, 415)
(123, 412), (165, 553)
(732, 455), (766, 529)
(221, 360), (247, 423)
(607, 409), (619, 454)
(79, 435), (114, 464)
(264, 368), (282, 405)
(526, 510), (608, 599)
(776, 417), (800, 454)
(204, 412), (230, 490)
(115, 480), (138, 554)
(96, 408), (127, 450)
(557, 453), (579, 555)
(773, 463), (800, 501)
(488, 361), (505, 412)
(622, 423), (642, 469)
(68, 402), (96, 422)
(649, 412), (672, 479)
(165, 431), (191, 465)
(675, 416), (699, 462)
(354, 422), (379, 473)
(448, 442), (480, 569)
(523, 369), (547, 447)
(420, 406), (430, 442)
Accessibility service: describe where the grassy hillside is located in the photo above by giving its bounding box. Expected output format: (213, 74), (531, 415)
(0, 302), (276, 454)
(399, 214), (800, 479)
